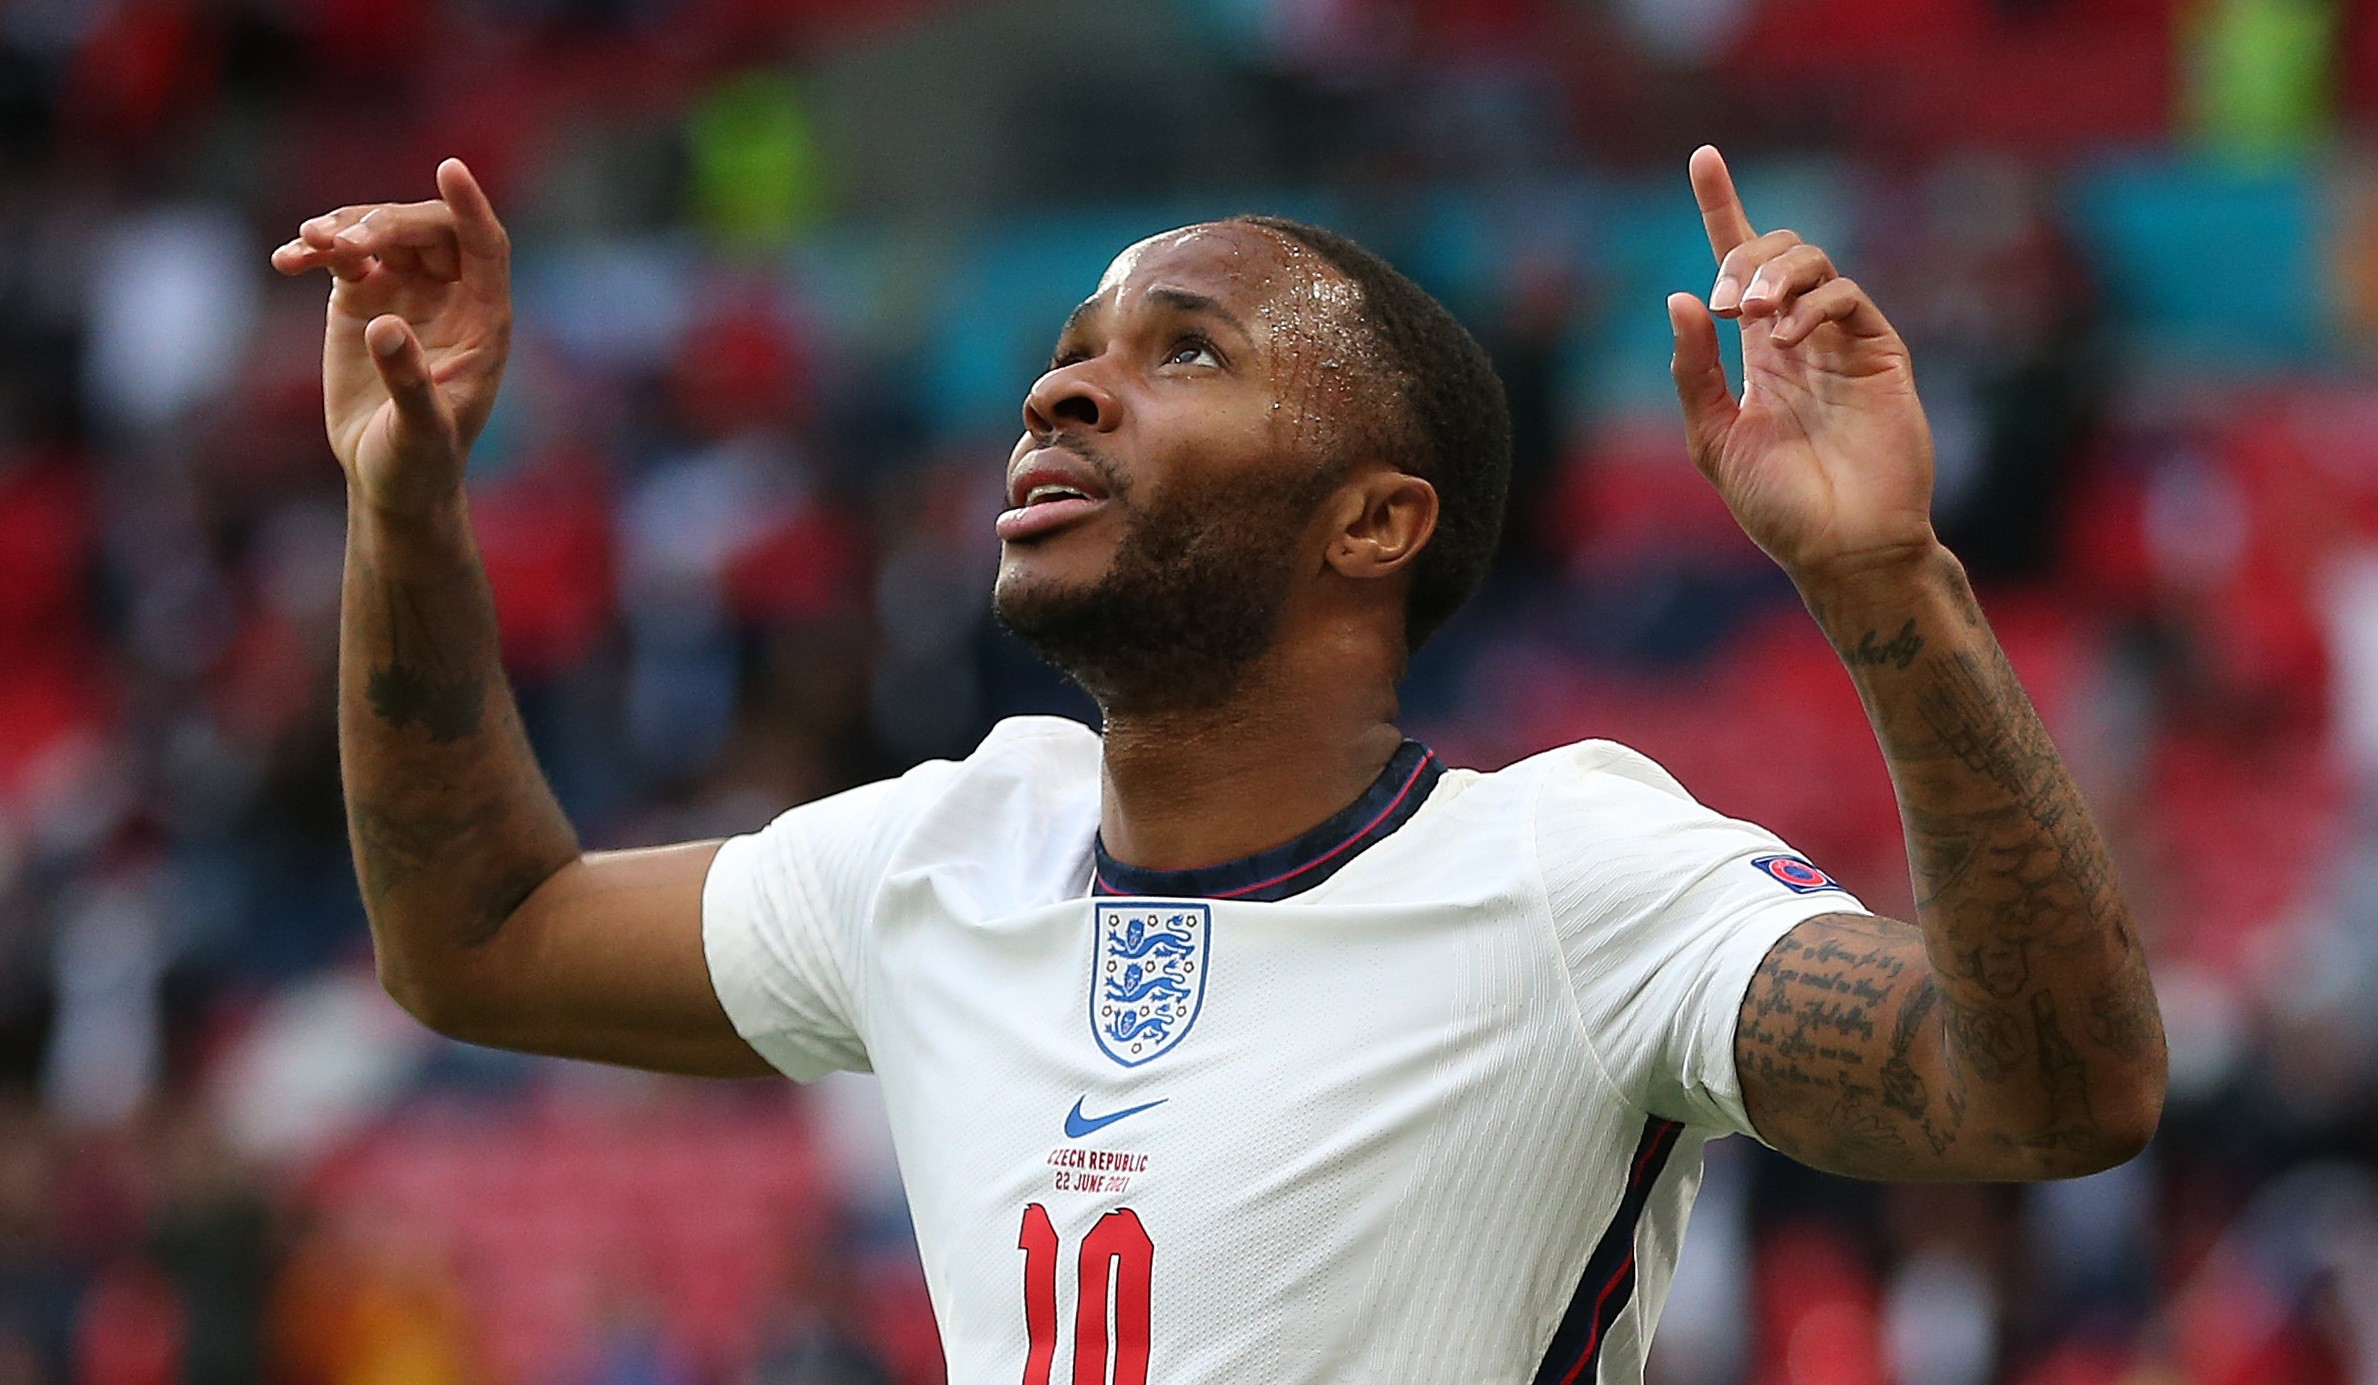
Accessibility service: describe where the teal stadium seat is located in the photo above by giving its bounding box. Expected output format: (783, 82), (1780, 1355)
(2064, 156), (2325, 374)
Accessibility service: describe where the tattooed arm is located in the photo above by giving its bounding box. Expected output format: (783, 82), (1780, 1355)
(1668, 148), (2163, 1179)
(1733, 554), (2160, 1177)
(278, 163), (769, 1076)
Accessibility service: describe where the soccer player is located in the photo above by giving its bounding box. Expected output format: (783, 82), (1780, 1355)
(273, 146), (2164, 1383)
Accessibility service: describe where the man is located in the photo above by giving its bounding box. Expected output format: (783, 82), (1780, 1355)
(273, 146), (2164, 1383)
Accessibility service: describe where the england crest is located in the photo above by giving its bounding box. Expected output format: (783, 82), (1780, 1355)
(1091, 902), (1211, 1067)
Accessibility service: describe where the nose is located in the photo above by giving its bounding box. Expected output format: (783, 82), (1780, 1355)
(1022, 361), (1121, 439)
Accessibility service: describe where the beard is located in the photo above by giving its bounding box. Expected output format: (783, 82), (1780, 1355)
(993, 450), (1336, 715)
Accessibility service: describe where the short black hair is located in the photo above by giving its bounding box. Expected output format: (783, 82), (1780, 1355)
(1228, 215), (1512, 653)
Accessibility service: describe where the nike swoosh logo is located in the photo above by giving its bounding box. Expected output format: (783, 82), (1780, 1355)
(1065, 1096), (1166, 1139)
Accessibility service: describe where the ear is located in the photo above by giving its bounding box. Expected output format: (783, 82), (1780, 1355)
(1322, 470), (1438, 580)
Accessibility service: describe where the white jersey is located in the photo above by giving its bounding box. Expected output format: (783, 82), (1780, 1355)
(703, 716), (1865, 1384)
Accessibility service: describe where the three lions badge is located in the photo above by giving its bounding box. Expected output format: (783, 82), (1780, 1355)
(1091, 902), (1210, 1067)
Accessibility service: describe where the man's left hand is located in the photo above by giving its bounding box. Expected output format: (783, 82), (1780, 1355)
(1668, 145), (1940, 588)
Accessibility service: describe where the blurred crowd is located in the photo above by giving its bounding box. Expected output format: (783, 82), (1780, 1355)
(4, 0), (2378, 1380)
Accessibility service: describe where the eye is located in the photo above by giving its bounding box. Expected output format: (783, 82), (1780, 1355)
(1047, 347), (1090, 371)
(1163, 336), (1221, 369)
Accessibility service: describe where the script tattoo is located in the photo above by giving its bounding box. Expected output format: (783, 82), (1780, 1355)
(1736, 561), (2163, 1179)
(1841, 619), (1924, 671)
(1737, 914), (1963, 1171)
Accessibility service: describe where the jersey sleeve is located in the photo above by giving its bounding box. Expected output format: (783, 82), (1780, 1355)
(702, 774), (928, 1081)
(1536, 743), (1872, 1138)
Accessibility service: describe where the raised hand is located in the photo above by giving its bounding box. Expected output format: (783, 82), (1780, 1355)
(1667, 146), (1938, 587)
(271, 159), (512, 520)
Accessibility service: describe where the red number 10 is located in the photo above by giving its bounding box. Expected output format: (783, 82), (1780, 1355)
(1018, 1204), (1153, 1385)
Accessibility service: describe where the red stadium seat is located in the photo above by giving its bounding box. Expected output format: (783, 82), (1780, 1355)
(312, 1095), (837, 1379)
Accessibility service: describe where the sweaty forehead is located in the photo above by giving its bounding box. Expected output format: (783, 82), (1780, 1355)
(1084, 222), (1363, 334)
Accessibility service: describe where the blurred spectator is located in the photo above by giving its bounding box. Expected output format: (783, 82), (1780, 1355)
(0, 1104), (77, 1382)
(573, 1273), (699, 1385)
(1865, 153), (2107, 585)
(269, 1201), (480, 1385)
(81, 207), (259, 438)
(1483, 253), (1583, 584)
(745, 1232), (894, 1385)
(41, 862), (168, 1128)
(144, 1109), (278, 1385)
(74, 1258), (182, 1385)
(619, 299), (831, 782)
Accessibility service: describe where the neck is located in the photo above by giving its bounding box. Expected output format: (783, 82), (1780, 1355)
(1095, 629), (1405, 872)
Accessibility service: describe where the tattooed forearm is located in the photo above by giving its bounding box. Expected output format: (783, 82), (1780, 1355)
(1739, 915), (1967, 1173)
(364, 581), (487, 742)
(2004, 990), (2098, 1155)
(348, 796), (552, 947)
(1839, 618), (1924, 671)
(2085, 948), (2162, 1060)
(1739, 919), (1903, 1077)
(1876, 981), (1935, 1121)
(1737, 548), (2165, 1181)
(1938, 988), (2021, 1082)
(342, 506), (578, 998)
(1905, 645), (2124, 951)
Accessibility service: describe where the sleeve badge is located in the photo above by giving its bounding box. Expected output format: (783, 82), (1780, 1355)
(1751, 854), (1845, 895)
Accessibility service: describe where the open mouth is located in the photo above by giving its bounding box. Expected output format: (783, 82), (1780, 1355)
(1020, 482), (1095, 507)
(996, 489), (1107, 542)
(998, 449), (1113, 542)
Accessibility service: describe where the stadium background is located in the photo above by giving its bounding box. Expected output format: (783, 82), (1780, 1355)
(0, 0), (2373, 1379)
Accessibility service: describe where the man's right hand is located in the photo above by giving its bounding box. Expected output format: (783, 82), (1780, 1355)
(283, 162), (765, 1078)
(271, 158), (512, 520)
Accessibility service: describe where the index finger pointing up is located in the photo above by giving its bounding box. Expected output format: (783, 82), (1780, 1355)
(1690, 145), (1756, 263)
(434, 158), (510, 290)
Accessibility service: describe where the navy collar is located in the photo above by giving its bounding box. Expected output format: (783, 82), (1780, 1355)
(1092, 741), (1443, 903)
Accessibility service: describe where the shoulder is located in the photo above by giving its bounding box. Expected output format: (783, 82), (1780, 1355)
(871, 716), (1103, 882)
(1456, 736), (1708, 829)
(1472, 736), (1820, 905)
(916, 715), (1101, 825)
(963, 714), (1104, 781)
(900, 715), (1100, 848)
(719, 715), (1101, 922)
